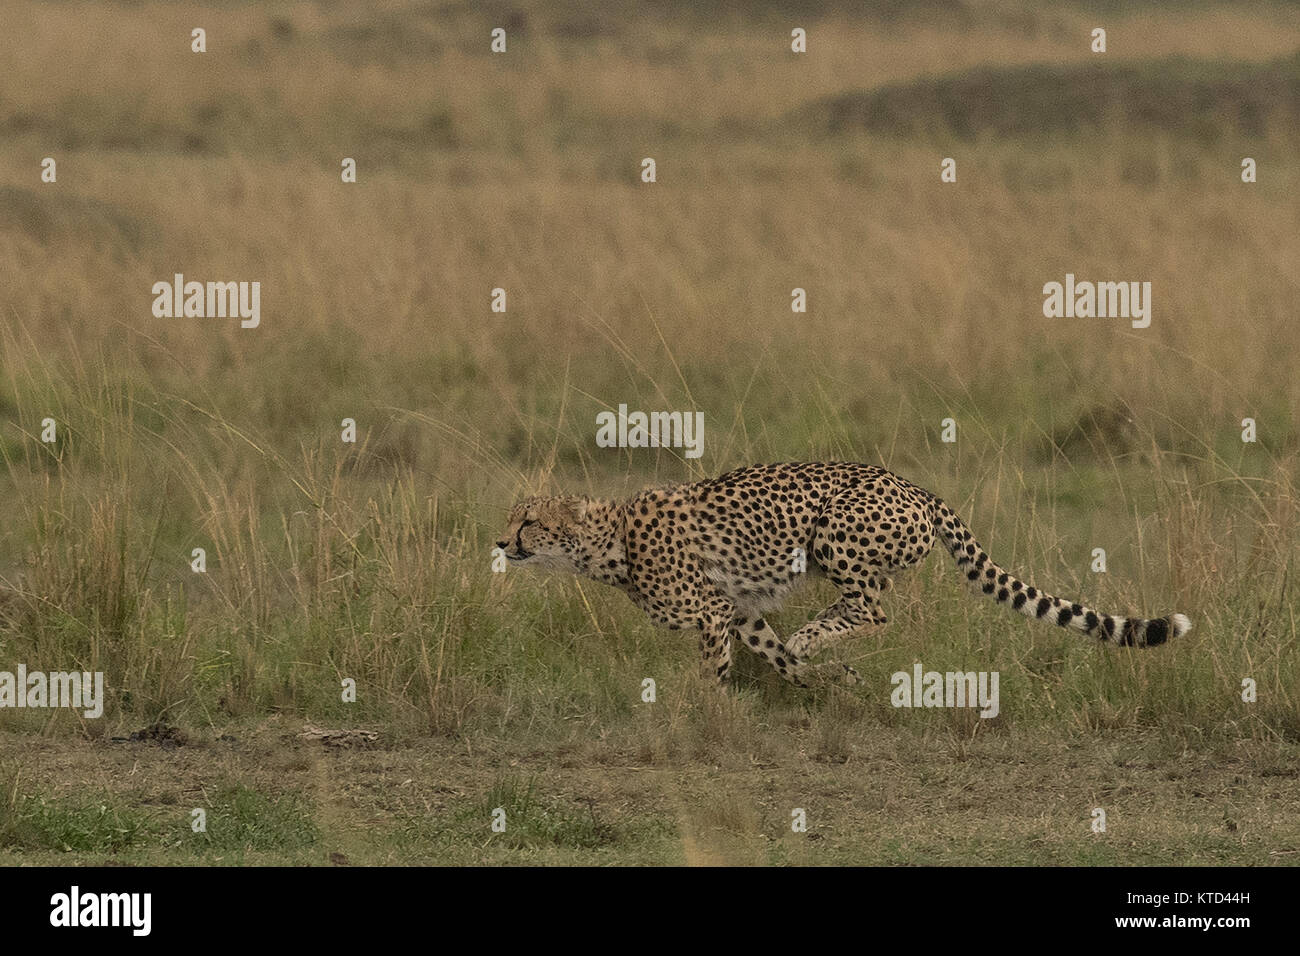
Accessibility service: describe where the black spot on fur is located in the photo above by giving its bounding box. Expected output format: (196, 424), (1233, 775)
(1036, 597), (1052, 618)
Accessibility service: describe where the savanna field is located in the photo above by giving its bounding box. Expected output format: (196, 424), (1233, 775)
(0, 0), (1298, 864)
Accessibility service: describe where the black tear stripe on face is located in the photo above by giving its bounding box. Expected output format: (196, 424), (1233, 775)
(514, 518), (537, 556)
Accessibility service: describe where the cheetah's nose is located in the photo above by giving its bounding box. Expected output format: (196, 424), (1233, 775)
(495, 540), (508, 550)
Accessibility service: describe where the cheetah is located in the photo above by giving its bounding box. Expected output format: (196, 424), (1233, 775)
(496, 462), (1191, 687)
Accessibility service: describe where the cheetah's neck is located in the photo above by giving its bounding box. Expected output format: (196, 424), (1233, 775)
(576, 499), (631, 591)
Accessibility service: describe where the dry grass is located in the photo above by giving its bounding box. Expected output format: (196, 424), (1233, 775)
(0, 0), (1297, 864)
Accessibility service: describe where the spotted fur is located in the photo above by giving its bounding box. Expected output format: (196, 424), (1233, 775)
(497, 462), (1191, 687)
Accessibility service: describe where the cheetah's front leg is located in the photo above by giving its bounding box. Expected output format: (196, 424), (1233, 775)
(697, 606), (734, 685)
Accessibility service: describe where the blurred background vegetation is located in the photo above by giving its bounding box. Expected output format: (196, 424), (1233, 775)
(0, 0), (1296, 865)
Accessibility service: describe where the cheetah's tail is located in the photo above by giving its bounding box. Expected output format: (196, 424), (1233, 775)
(930, 498), (1191, 647)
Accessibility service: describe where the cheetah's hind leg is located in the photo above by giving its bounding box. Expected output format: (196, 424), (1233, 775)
(784, 590), (886, 661)
(730, 615), (860, 687)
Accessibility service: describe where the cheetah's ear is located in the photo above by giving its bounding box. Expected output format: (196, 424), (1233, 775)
(562, 496), (590, 522)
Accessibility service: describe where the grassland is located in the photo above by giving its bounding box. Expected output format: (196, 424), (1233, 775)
(1, 0), (1298, 865)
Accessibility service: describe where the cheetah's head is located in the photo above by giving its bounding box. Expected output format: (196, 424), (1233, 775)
(496, 495), (597, 574)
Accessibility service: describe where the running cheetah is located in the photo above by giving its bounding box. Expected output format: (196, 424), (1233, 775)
(496, 462), (1191, 687)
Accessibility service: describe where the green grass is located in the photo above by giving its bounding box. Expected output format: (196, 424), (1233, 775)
(0, 767), (318, 859)
(185, 785), (319, 854)
(0, 794), (151, 854)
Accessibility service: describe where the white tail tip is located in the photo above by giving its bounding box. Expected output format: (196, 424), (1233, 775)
(1171, 613), (1192, 638)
